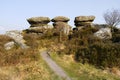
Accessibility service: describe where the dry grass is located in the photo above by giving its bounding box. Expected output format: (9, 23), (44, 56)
(0, 35), (39, 66)
(23, 33), (41, 48)
(0, 34), (62, 80)
(0, 35), (13, 45)
(0, 59), (61, 80)
(0, 35), (14, 52)
(0, 48), (39, 66)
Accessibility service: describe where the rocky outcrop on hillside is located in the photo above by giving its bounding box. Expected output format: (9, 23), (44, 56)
(52, 16), (71, 35)
(53, 22), (71, 35)
(51, 16), (70, 22)
(25, 25), (53, 34)
(74, 16), (95, 30)
(26, 17), (53, 34)
(94, 28), (112, 39)
(27, 17), (50, 27)
(5, 30), (29, 49)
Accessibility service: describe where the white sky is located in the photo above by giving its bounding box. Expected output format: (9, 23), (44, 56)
(0, 0), (120, 34)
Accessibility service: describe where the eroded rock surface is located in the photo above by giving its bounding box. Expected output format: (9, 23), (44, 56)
(94, 28), (112, 39)
(5, 30), (28, 49)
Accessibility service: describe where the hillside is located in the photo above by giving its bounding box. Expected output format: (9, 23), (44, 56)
(0, 16), (120, 80)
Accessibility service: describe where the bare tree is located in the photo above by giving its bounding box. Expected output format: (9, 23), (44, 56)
(103, 9), (120, 27)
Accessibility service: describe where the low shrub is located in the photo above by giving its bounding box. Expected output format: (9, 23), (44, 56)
(23, 33), (41, 48)
(112, 27), (120, 43)
(64, 27), (120, 68)
(75, 42), (120, 67)
(0, 48), (40, 66)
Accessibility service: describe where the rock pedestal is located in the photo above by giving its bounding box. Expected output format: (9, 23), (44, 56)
(51, 16), (71, 35)
(26, 17), (53, 34)
(27, 17), (50, 27)
(74, 16), (95, 29)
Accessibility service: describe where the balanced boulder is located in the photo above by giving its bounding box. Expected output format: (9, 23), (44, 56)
(74, 16), (95, 22)
(74, 16), (95, 28)
(27, 17), (50, 27)
(26, 16), (52, 34)
(51, 16), (70, 22)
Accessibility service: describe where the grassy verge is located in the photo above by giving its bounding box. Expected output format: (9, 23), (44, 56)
(50, 52), (120, 80)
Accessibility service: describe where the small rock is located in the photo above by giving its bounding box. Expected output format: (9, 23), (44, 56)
(4, 41), (15, 50)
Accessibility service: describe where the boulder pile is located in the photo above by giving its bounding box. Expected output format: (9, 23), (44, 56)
(51, 16), (71, 35)
(74, 16), (95, 29)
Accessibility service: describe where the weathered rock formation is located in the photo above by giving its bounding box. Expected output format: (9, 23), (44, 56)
(25, 25), (53, 34)
(26, 17), (53, 34)
(51, 16), (70, 23)
(27, 17), (50, 27)
(5, 30), (29, 49)
(74, 16), (95, 30)
(51, 16), (71, 35)
(94, 28), (112, 39)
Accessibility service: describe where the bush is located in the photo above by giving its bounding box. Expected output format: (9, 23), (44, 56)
(23, 33), (41, 48)
(64, 27), (120, 68)
(0, 48), (40, 66)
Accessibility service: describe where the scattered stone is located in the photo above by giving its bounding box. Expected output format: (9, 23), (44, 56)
(4, 41), (15, 50)
(94, 28), (112, 39)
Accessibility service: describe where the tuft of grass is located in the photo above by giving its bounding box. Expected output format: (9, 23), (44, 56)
(0, 35), (13, 45)
(0, 59), (63, 80)
(0, 48), (40, 66)
(0, 35), (14, 52)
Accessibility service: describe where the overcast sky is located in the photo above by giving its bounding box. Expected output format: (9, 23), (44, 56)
(0, 0), (120, 34)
